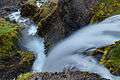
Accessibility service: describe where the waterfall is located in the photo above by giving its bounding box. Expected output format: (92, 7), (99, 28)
(42, 15), (120, 80)
(8, 9), (120, 80)
(8, 10), (46, 72)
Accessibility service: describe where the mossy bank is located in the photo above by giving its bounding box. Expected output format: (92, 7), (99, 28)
(0, 18), (35, 80)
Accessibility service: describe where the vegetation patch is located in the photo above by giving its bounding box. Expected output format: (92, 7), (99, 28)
(0, 18), (35, 79)
(92, 41), (120, 75)
(91, 0), (120, 23)
(17, 72), (33, 80)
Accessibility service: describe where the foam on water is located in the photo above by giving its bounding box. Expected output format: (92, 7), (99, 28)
(8, 11), (46, 72)
(42, 15), (120, 80)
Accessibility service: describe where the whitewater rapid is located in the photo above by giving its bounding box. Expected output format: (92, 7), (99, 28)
(8, 11), (46, 72)
(43, 15), (120, 80)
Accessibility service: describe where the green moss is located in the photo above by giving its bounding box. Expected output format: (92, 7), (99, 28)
(93, 41), (120, 74)
(17, 72), (33, 80)
(0, 18), (19, 62)
(90, 0), (120, 23)
(101, 43), (120, 74)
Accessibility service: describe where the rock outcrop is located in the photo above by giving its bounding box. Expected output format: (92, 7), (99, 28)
(21, 0), (99, 53)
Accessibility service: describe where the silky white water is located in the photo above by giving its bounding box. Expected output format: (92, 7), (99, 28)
(8, 11), (46, 72)
(43, 15), (120, 80)
(8, 11), (120, 80)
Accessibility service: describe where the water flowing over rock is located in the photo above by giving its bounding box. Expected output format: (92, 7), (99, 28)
(43, 15), (120, 80)
(1, 0), (120, 80)
(21, 0), (100, 53)
(8, 11), (46, 72)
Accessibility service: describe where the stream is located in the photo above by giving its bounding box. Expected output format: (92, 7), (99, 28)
(8, 11), (46, 72)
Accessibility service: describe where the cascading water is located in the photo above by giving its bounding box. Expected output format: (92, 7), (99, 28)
(8, 11), (46, 72)
(42, 15), (120, 80)
(8, 9), (120, 80)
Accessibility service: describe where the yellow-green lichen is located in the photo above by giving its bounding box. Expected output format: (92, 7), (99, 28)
(91, 0), (120, 23)
(17, 72), (33, 80)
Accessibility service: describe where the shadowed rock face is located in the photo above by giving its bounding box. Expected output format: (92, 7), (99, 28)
(58, 0), (99, 30)
(43, 0), (99, 53)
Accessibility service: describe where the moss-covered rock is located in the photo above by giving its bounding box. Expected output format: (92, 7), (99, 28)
(92, 41), (120, 75)
(91, 0), (120, 23)
(21, 1), (57, 28)
(0, 18), (19, 61)
(0, 18), (35, 80)
(21, 1), (63, 54)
